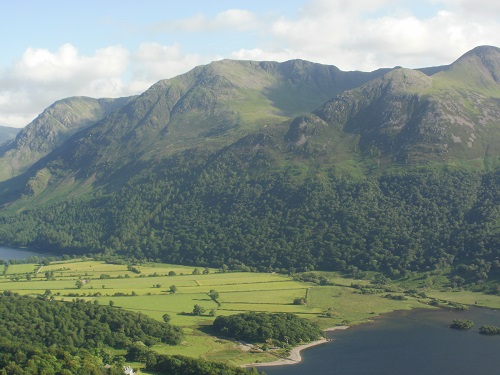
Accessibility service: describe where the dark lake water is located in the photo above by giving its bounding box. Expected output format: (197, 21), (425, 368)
(0, 246), (52, 260)
(260, 306), (500, 375)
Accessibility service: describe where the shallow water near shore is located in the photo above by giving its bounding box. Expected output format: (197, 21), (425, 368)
(259, 306), (500, 375)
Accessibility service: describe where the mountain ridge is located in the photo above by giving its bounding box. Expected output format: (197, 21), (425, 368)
(445, 45), (500, 85)
(0, 46), (499, 283)
(1, 47), (500, 203)
(16, 59), (390, 188)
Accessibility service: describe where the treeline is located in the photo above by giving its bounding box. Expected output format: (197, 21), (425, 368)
(148, 354), (263, 375)
(126, 344), (263, 375)
(213, 312), (323, 345)
(0, 152), (499, 282)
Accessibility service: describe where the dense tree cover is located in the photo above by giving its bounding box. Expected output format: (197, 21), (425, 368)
(0, 151), (499, 282)
(0, 293), (262, 374)
(0, 293), (182, 349)
(450, 319), (474, 330)
(0, 338), (124, 375)
(147, 354), (263, 375)
(213, 312), (323, 345)
(0, 292), (182, 374)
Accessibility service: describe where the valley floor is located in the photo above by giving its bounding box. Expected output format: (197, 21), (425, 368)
(1, 258), (499, 369)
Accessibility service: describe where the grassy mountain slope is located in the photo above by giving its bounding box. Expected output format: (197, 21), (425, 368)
(60, 59), (387, 168)
(0, 96), (135, 182)
(0, 59), (388, 205)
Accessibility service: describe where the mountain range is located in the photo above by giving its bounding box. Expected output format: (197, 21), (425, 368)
(0, 46), (498, 283)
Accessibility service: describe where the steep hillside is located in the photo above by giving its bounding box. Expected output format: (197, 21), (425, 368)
(0, 96), (135, 181)
(1, 153), (498, 283)
(55, 59), (387, 173)
(437, 45), (500, 88)
(0, 59), (387, 203)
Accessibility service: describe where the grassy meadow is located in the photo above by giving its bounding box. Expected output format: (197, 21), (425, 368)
(1, 258), (500, 368)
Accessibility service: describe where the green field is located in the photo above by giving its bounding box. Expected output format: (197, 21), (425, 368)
(1, 259), (499, 368)
(5, 263), (39, 275)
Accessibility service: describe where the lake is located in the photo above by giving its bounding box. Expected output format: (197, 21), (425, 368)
(0, 245), (52, 260)
(260, 306), (500, 375)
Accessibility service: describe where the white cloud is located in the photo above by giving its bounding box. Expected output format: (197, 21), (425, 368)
(214, 9), (260, 31)
(0, 43), (206, 128)
(12, 44), (129, 86)
(1, 1), (499, 128)
(132, 43), (204, 84)
(230, 48), (294, 63)
(244, 0), (500, 70)
(437, 0), (500, 17)
(153, 9), (260, 32)
(0, 44), (133, 127)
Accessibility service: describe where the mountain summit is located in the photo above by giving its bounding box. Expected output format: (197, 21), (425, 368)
(444, 45), (500, 87)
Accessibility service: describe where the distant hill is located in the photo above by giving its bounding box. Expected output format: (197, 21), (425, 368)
(0, 47), (499, 283)
(0, 96), (136, 181)
(0, 126), (20, 146)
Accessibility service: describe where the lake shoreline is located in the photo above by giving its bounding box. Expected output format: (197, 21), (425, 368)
(256, 306), (500, 375)
(242, 326), (349, 368)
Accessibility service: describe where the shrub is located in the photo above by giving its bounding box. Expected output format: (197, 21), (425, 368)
(450, 319), (474, 330)
(479, 325), (500, 335)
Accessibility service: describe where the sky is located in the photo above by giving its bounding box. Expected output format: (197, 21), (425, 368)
(1, 0), (499, 128)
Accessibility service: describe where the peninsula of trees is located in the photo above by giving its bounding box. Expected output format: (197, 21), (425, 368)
(213, 312), (323, 346)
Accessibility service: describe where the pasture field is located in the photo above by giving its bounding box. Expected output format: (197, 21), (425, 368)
(426, 290), (500, 309)
(307, 286), (430, 325)
(0, 260), (318, 365)
(1, 259), (499, 367)
(5, 263), (39, 275)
